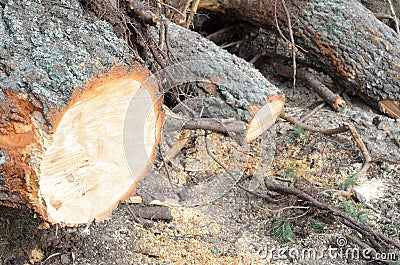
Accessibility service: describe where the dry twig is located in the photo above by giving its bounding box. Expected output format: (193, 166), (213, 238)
(388, 0), (400, 34)
(125, 204), (172, 221)
(185, 0), (200, 28)
(204, 131), (276, 203)
(280, 0), (297, 89)
(265, 182), (400, 251)
(280, 114), (371, 178)
(299, 102), (326, 122)
(274, 0), (289, 43)
(158, 143), (177, 193)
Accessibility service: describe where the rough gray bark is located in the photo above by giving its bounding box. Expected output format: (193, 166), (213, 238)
(159, 21), (283, 119)
(0, 0), (132, 127)
(0, 0), (133, 210)
(167, 0), (400, 118)
(0, 0), (282, 223)
(150, 21), (284, 142)
(360, 0), (400, 19)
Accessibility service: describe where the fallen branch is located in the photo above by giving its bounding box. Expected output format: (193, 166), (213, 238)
(201, 128), (400, 255)
(299, 102), (326, 122)
(163, 116), (246, 134)
(280, 114), (371, 178)
(265, 182), (400, 251)
(271, 59), (344, 111)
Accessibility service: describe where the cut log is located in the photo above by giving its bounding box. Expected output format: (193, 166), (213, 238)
(151, 21), (285, 142)
(165, 0), (400, 119)
(0, 0), (162, 225)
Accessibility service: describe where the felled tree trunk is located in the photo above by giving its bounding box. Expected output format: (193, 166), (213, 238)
(0, 0), (284, 225)
(0, 0), (162, 225)
(151, 21), (284, 142)
(166, 0), (400, 119)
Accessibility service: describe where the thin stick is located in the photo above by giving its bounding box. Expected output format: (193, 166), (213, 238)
(388, 0), (400, 34)
(157, 0), (186, 19)
(280, 0), (297, 88)
(249, 53), (263, 65)
(265, 182), (400, 250)
(281, 113), (348, 134)
(158, 143), (177, 193)
(220, 40), (243, 49)
(41, 253), (62, 264)
(206, 25), (239, 41)
(162, 20), (178, 63)
(274, 0), (289, 43)
(299, 102), (326, 122)
(372, 157), (400, 164)
(185, 0), (200, 28)
(204, 131), (276, 203)
(163, 115), (246, 134)
(280, 114), (372, 178)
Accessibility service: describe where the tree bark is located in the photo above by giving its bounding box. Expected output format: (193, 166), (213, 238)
(166, 0), (400, 119)
(0, 0), (162, 225)
(0, 0), (285, 225)
(151, 20), (285, 142)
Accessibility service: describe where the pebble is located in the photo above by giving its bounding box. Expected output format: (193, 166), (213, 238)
(353, 178), (385, 204)
(60, 253), (71, 265)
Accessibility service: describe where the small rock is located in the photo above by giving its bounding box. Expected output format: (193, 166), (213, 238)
(277, 123), (292, 135)
(60, 253), (71, 265)
(353, 178), (385, 204)
(378, 122), (390, 132)
(29, 248), (44, 264)
(211, 248), (221, 254)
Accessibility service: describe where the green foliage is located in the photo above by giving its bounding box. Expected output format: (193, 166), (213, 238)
(282, 167), (298, 180)
(355, 211), (369, 223)
(311, 218), (326, 230)
(343, 174), (359, 189)
(339, 200), (369, 223)
(274, 218), (296, 243)
(292, 125), (307, 139)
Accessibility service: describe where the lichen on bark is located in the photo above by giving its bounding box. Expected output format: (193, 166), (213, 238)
(0, 0), (133, 126)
